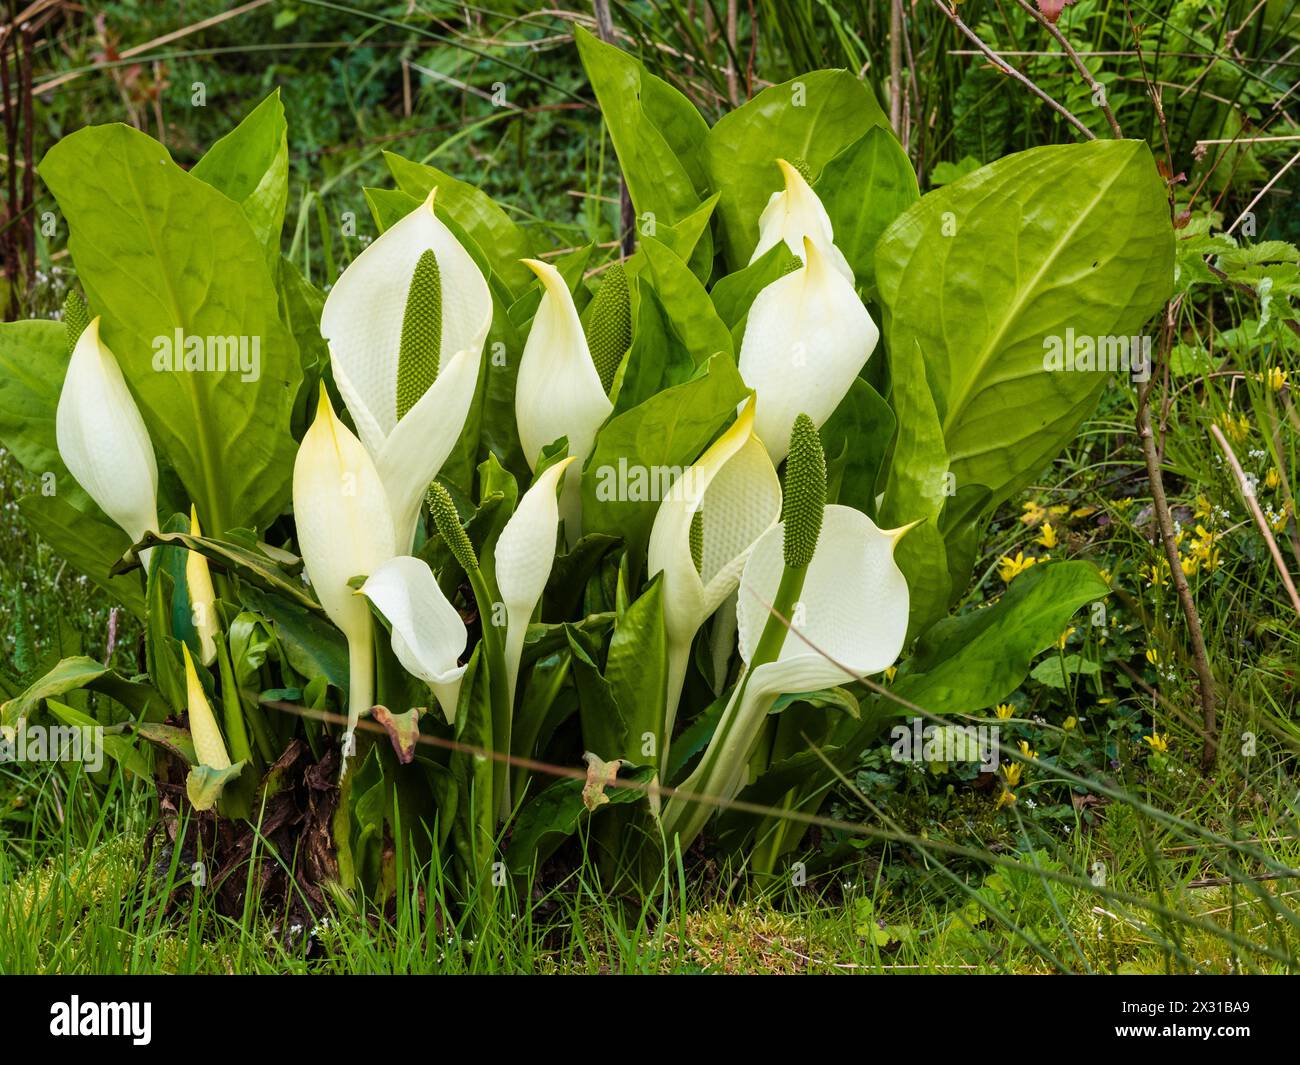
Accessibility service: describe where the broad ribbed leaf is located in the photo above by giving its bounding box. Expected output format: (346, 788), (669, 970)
(816, 125), (919, 295)
(574, 25), (713, 276)
(895, 560), (1109, 713)
(191, 89), (288, 265)
(876, 140), (1173, 510)
(40, 124), (301, 536)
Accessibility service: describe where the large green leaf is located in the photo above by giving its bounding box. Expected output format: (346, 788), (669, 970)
(627, 234), (733, 367)
(581, 353), (749, 563)
(706, 70), (890, 270)
(574, 26), (713, 274)
(820, 377), (894, 518)
(893, 561), (1109, 715)
(878, 341), (951, 637)
(875, 140), (1173, 510)
(816, 125), (919, 295)
(383, 150), (536, 299)
(0, 320), (88, 509)
(40, 123), (301, 536)
(114, 528), (318, 612)
(190, 89), (288, 266)
(604, 576), (667, 756)
(0, 656), (166, 736)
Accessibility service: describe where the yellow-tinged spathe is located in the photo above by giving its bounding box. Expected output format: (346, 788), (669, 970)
(186, 506), (219, 666)
(292, 385), (396, 742)
(514, 259), (613, 542)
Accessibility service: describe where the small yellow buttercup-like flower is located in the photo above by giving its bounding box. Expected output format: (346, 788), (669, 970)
(1036, 522), (1058, 549)
(1017, 740), (1038, 761)
(997, 551), (1039, 583)
(1143, 731), (1169, 753)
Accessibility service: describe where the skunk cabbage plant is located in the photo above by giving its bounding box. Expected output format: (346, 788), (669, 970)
(0, 28), (1168, 910)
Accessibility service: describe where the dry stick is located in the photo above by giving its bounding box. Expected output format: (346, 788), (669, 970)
(927, 0), (1095, 140)
(1209, 423), (1300, 618)
(889, 0), (903, 135)
(724, 0), (739, 108)
(1137, 314), (1219, 770)
(1227, 147), (1300, 235)
(1014, 0), (1122, 138)
(592, 0), (635, 259)
(28, 0), (275, 96)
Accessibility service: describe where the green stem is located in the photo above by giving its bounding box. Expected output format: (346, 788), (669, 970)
(464, 566), (512, 823)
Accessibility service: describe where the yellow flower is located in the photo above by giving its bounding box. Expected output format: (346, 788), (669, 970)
(997, 551), (1039, 583)
(883, 665), (897, 684)
(1036, 522), (1059, 549)
(1216, 411), (1250, 443)
(1271, 504), (1292, 533)
(1265, 467), (1281, 491)
(1264, 366), (1289, 392)
(1017, 740), (1038, 761)
(1113, 496), (1135, 513)
(997, 788), (1017, 809)
(1056, 625), (1075, 650)
(1145, 561), (1167, 587)
(1194, 493), (1214, 520)
(1099, 567), (1112, 585)
(1144, 647), (1160, 665)
(1071, 505), (1098, 520)
(994, 702), (1015, 720)
(1048, 504), (1069, 517)
(1021, 500), (1047, 526)
(1001, 762), (1023, 787)
(1179, 553), (1198, 577)
(1063, 716), (1077, 731)
(1143, 731), (1169, 753)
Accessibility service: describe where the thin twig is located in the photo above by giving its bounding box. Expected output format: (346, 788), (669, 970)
(1014, 0), (1122, 138)
(927, 0), (1095, 139)
(1208, 423), (1300, 618)
(592, 0), (636, 259)
(1137, 305), (1218, 770)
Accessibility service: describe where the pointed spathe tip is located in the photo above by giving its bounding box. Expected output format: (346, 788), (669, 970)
(421, 186), (438, 212)
(884, 518), (924, 548)
(189, 504), (201, 537)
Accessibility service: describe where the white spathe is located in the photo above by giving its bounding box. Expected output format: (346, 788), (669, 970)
(186, 505), (220, 666)
(665, 506), (910, 843)
(750, 158), (853, 283)
(359, 555), (468, 725)
(738, 236), (879, 465)
(55, 315), (159, 548)
(292, 386), (396, 738)
(320, 189), (491, 549)
(646, 397), (781, 768)
(514, 259), (612, 541)
(494, 456), (575, 710)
